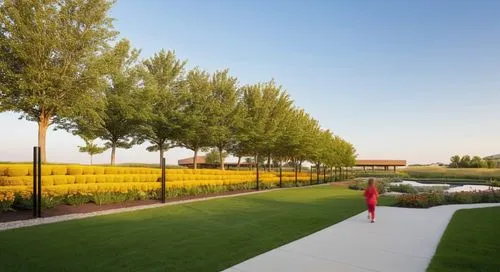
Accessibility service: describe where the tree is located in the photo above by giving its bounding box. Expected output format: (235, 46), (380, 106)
(139, 50), (186, 164)
(309, 129), (332, 182)
(78, 136), (107, 165)
(295, 112), (321, 171)
(486, 160), (497, 169)
(470, 156), (486, 168)
(0, 0), (117, 162)
(449, 155), (461, 168)
(337, 136), (357, 179)
(77, 40), (145, 165)
(459, 155), (471, 168)
(238, 80), (293, 167)
(177, 69), (213, 169)
(272, 107), (302, 175)
(205, 148), (229, 166)
(205, 69), (240, 170)
(237, 80), (294, 188)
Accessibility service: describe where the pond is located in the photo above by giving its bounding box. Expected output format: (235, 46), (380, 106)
(391, 180), (499, 193)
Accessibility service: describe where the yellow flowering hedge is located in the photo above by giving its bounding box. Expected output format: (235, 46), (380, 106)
(0, 190), (15, 212)
(0, 164), (317, 212)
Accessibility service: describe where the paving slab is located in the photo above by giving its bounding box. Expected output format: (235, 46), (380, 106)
(223, 203), (500, 272)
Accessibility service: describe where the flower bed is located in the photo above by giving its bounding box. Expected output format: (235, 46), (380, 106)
(348, 179), (390, 193)
(0, 164), (316, 213)
(395, 190), (500, 208)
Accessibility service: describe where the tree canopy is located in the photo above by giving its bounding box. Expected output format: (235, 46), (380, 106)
(0, 0), (357, 170)
(0, 0), (117, 162)
(139, 50), (187, 163)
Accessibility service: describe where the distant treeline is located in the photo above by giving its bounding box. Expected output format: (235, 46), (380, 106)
(449, 155), (499, 169)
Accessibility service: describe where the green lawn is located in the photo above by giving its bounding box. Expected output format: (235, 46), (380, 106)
(0, 186), (393, 272)
(427, 207), (500, 272)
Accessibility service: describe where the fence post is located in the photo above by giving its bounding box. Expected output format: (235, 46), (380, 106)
(256, 154), (260, 191)
(316, 165), (320, 184)
(161, 158), (166, 203)
(279, 162), (282, 188)
(32, 147), (37, 218)
(310, 166), (313, 185)
(37, 147), (42, 218)
(295, 163), (298, 187)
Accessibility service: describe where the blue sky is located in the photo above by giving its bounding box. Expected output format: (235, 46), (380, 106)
(1, 0), (499, 165)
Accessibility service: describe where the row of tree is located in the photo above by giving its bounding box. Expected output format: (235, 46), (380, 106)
(449, 155), (498, 169)
(0, 0), (357, 172)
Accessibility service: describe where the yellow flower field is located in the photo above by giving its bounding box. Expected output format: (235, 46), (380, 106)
(0, 164), (315, 211)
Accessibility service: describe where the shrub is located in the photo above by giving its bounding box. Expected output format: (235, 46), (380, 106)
(426, 191), (445, 207)
(389, 184), (418, 194)
(82, 167), (95, 175)
(93, 167), (105, 175)
(0, 166), (8, 176)
(41, 176), (54, 186)
(451, 192), (473, 204)
(41, 192), (64, 209)
(74, 175), (86, 184)
(85, 175), (96, 183)
(52, 166), (67, 175)
(66, 176), (76, 184)
(0, 191), (15, 212)
(53, 175), (68, 185)
(41, 166), (53, 176)
(104, 167), (118, 175)
(395, 190), (500, 208)
(92, 192), (129, 205)
(7, 167), (28, 177)
(348, 179), (388, 193)
(65, 192), (93, 206)
(0, 177), (23, 186)
(67, 167), (83, 175)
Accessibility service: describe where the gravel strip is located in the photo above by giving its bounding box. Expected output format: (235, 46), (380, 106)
(0, 183), (330, 232)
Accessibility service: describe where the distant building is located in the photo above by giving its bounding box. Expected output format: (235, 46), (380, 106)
(355, 160), (407, 172)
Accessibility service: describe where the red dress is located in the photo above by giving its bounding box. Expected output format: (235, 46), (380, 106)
(364, 186), (379, 220)
(364, 186), (379, 205)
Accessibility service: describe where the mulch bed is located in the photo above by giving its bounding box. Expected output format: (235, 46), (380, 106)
(0, 189), (256, 223)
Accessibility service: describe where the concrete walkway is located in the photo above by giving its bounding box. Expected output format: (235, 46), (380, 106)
(223, 203), (500, 272)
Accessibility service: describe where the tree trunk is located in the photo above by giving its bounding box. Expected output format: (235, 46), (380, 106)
(267, 153), (271, 172)
(279, 161), (283, 188)
(111, 144), (116, 166)
(90, 155), (93, 165)
(323, 166), (326, 182)
(38, 116), (50, 163)
(218, 146), (225, 171)
(193, 149), (198, 169)
(160, 148), (165, 166)
(237, 156), (241, 169)
(255, 153), (260, 190)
